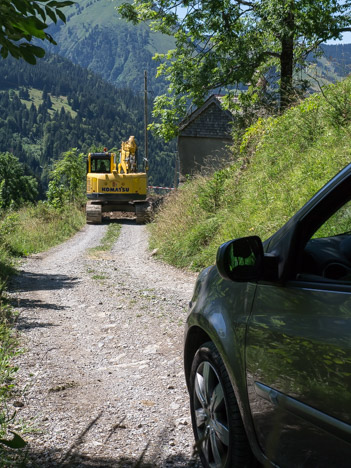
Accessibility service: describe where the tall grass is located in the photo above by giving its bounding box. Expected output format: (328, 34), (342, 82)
(0, 202), (85, 284)
(0, 304), (22, 464)
(150, 77), (351, 270)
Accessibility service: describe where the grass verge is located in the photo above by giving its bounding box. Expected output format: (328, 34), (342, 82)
(88, 223), (121, 255)
(0, 202), (86, 284)
(0, 303), (25, 466)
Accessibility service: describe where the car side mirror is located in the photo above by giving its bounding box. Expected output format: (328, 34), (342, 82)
(216, 236), (264, 282)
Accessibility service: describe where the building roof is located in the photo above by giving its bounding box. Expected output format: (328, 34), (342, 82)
(179, 94), (237, 139)
(179, 95), (234, 131)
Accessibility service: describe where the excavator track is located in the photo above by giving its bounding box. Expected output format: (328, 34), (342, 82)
(134, 201), (151, 224)
(86, 202), (102, 224)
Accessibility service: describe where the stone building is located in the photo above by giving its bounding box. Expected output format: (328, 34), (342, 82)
(177, 95), (235, 178)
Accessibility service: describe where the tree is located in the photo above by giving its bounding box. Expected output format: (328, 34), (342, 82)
(0, 0), (74, 64)
(46, 148), (86, 208)
(119, 0), (351, 140)
(0, 152), (38, 210)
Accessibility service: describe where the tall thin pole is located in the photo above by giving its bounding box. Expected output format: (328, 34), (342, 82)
(144, 70), (148, 169)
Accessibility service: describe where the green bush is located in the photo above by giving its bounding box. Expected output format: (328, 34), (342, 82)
(0, 153), (38, 211)
(46, 148), (86, 209)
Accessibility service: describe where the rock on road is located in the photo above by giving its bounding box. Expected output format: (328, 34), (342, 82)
(9, 220), (201, 467)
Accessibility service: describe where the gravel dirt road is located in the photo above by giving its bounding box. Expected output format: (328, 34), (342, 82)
(8, 219), (201, 467)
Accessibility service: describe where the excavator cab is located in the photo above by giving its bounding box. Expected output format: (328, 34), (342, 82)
(91, 157), (111, 173)
(88, 153), (113, 174)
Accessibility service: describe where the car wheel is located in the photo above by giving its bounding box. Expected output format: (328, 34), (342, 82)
(189, 341), (256, 468)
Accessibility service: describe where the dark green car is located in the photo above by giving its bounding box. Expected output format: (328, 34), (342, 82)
(184, 165), (351, 467)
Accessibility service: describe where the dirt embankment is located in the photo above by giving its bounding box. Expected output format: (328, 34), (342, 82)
(8, 220), (201, 467)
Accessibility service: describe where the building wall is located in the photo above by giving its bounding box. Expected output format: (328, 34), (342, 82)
(178, 101), (234, 178)
(178, 136), (232, 176)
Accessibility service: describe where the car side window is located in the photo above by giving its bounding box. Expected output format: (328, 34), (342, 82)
(299, 201), (351, 282)
(312, 201), (351, 239)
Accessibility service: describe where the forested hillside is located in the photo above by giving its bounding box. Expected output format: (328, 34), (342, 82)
(44, 0), (174, 95)
(0, 54), (175, 195)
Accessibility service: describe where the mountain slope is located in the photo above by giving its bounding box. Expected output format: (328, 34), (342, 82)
(305, 44), (351, 90)
(0, 54), (175, 194)
(320, 44), (351, 78)
(44, 0), (351, 98)
(45, 0), (174, 95)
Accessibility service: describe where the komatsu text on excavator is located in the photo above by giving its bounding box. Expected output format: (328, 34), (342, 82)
(86, 136), (149, 224)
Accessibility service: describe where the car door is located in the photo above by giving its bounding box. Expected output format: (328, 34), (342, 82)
(245, 201), (351, 467)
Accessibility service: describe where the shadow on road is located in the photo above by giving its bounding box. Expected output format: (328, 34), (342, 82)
(10, 271), (80, 293)
(21, 451), (199, 467)
(8, 271), (76, 329)
(105, 217), (139, 226)
(14, 413), (200, 468)
(15, 318), (58, 331)
(11, 297), (66, 311)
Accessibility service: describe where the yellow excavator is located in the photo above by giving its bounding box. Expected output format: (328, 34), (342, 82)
(86, 136), (149, 224)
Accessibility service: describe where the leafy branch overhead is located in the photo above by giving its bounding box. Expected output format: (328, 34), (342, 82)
(119, 0), (351, 140)
(0, 0), (74, 64)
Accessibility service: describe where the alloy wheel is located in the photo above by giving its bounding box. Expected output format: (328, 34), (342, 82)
(193, 360), (230, 468)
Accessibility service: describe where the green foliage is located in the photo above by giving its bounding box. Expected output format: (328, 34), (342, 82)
(120, 0), (351, 139)
(197, 169), (231, 214)
(0, 152), (38, 211)
(47, 148), (86, 208)
(149, 176), (227, 268)
(0, 432), (27, 449)
(0, 318), (18, 399)
(149, 76), (351, 270)
(0, 202), (85, 285)
(313, 200), (351, 239)
(0, 213), (19, 259)
(0, 0), (74, 64)
(148, 93), (188, 141)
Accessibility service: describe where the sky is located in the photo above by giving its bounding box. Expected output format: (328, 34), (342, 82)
(327, 32), (351, 44)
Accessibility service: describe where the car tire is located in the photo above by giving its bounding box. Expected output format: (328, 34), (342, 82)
(189, 341), (256, 468)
